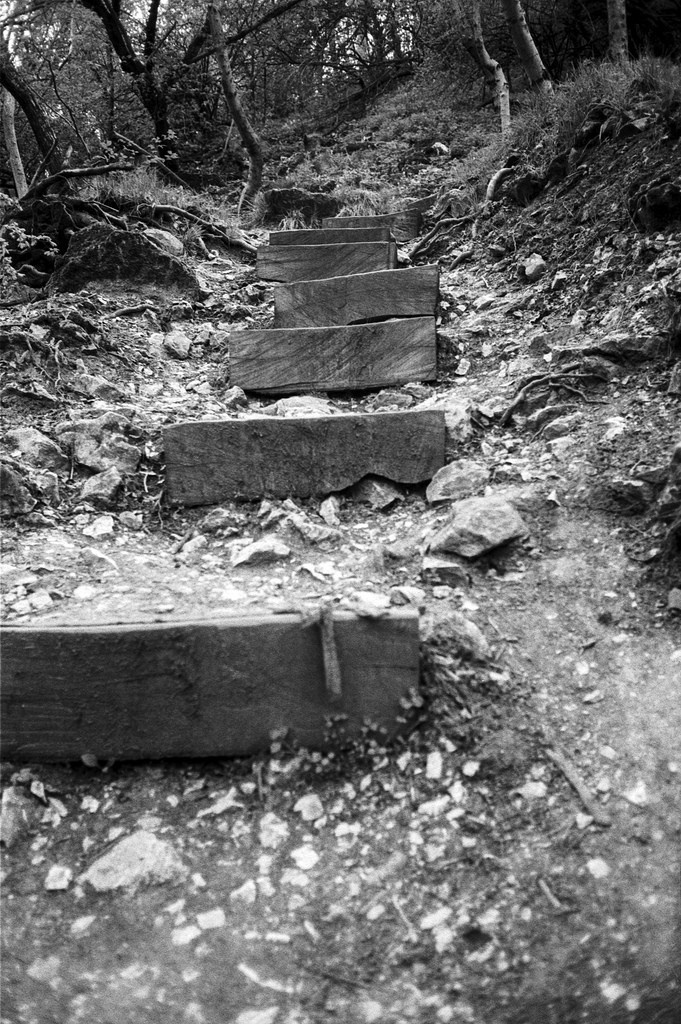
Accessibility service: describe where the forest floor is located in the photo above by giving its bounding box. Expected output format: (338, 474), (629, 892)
(1, 110), (680, 1024)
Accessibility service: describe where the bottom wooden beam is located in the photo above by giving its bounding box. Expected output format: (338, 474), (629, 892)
(164, 409), (445, 504)
(1, 611), (420, 761)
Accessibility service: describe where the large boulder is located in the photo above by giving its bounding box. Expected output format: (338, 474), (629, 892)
(48, 225), (201, 299)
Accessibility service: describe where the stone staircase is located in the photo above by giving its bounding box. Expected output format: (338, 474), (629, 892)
(4, 210), (447, 761)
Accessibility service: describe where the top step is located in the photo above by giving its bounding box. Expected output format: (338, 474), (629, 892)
(322, 210), (422, 242)
(269, 227), (393, 246)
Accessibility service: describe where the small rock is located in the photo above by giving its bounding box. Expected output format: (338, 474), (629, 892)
(288, 511), (340, 544)
(542, 413), (583, 440)
(83, 514), (115, 538)
(230, 880), (257, 905)
(73, 583), (98, 601)
(164, 330), (192, 359)
(290, 846), (319, 870)
(415, 395), (474, 450)
(266, 395), (336, 417)
(421, 554), (470, 587)
(33, 471), (60, 505)
(26, 955), (61, 986)
(520, 253), (547, 282)
(70, 915), (96, 936)
(79, 830), (188, 892)
(119, 511), (144, 531)
(0, 464), (36, 516)
(294, 794), (324, 822)
(667, 588), (681, 611)
(182, 535), (208, 557)
(259, 812), (289, 849)
(622, 781), (649, 806)
(420, 906), (453, 931)
(389, 584), (426, 608)
(232, 537), (291, 566)
(28, 588), (53, 611)
(350, 475), (403, 509)
(74, 372), (129, 402)
(223, 385), (248, 410)
(44, 864), (73, 891)
(196, 907), (226, 930)
(516, 780), (547, 800)
(6, 427), (68, 472)
(429, 495), (527, 558)
(319, 495), (342, 527)
(63, 412), (140, 474)
(80, 466), (124, 506)
(418, 795), (451, 817)
(145, 228), (184, 257)
(426, 751), (443, 780)
(473, 294), (496, 311)
(426, 460), (489, 503)
(172, 925), (202, 946)
(586, 857), (610, 879)
(550, 271), (568, 291)
(0, 786), (41, 847)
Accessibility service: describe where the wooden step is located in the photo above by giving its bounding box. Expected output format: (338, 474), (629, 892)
(257, 241), (396, 283)
(322, 210), (421, 242)
(1, 611), (420, 760)
(230, 317), (436, 394)
(273, 265), (439, 329)
(270, 227), (393, 246)
(164, 409), (445, 505)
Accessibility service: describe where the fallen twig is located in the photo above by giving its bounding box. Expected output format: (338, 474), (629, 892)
(545, 747), (612, 827)
(537, 877), (564, 910)
(390, 895), (418, 941)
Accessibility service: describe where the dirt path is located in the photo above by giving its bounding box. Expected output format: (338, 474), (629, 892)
(1, 250), (680, 1024)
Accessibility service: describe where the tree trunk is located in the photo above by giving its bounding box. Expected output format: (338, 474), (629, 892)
(500, 0), (553, 95)
(206, 2), (263, 215)
(606, 0), (629, 62)
(0, 45), (64, 176)
(454, 0), (511, 136)
(2, 88), (28, 197)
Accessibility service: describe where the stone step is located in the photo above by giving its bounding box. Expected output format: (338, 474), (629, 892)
(322, 210), (421, 242)
(2, 611), (420, 760)
(230, 317), (436, 394)
(273, 265), (439, 329)
(269, 226), (393, 246)
(257, 240), (396, 283)
(164, 409), (445, 505)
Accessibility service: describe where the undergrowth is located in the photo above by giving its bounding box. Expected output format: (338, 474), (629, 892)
(505, 55), (681, 172)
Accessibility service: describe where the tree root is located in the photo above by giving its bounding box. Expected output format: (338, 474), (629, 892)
(499, 367), (610, 426)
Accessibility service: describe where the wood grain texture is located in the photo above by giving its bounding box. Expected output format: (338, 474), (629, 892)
(1, 610), (420, 760)
(164, 409), (445, 504)
(270, 227), (392, 246)
(322, 210), (421, 241)
(257, 241), (393, 283)
(230, 317), (437, 393)
(273, 265), (439, 329)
